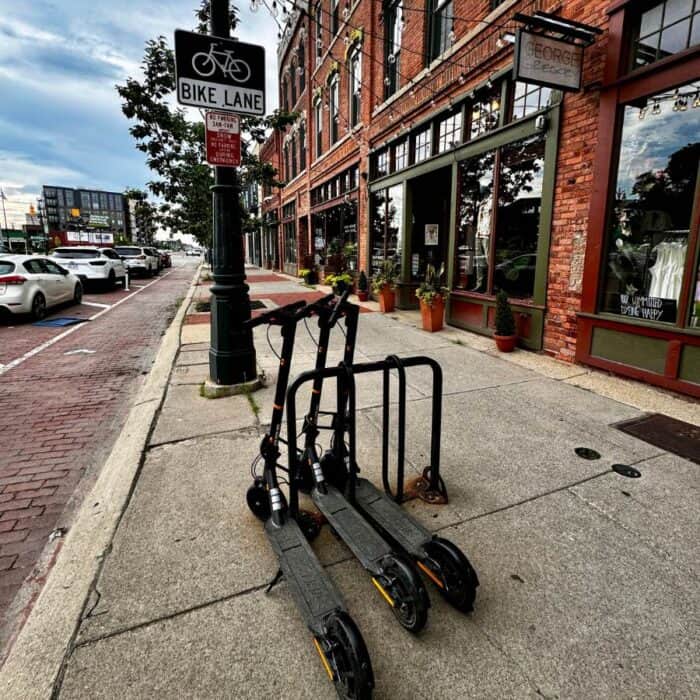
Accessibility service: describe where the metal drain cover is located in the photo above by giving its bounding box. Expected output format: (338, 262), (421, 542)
(612, 464), (641, 478)
(575, 447), (601, 460)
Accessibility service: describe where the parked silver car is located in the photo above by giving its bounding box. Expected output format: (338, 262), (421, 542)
(114, 246), (159, 277)
(0, 255), (83, 320)
(50, 246), (126, 288)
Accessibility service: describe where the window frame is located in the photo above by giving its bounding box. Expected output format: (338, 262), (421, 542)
(384, 0), (403, 98)
(329, 73), (340, 144)
(428, 0), (454, 63)
(349, 44), (362, 127)
(314, 98), (324, 158)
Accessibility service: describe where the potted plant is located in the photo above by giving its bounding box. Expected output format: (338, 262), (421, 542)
(356, 270), (369, 302)
(415, 264), (446, 332)
(325, 271), (353, 295)
(372, 260), (398, 313)
(494, 290), (517, 352)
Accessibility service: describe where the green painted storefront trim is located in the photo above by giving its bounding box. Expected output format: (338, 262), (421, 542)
(590, 327), (668, 375)
(578, 311), (700, 337)
(679, 345), (700, 383)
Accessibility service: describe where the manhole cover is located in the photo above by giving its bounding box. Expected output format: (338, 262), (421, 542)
(575, 447), (601, 460)
(615, 413), (700, 465)
(611, 464), (641, 478)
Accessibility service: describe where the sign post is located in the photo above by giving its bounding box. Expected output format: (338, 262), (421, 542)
(175, 0), (263, 391)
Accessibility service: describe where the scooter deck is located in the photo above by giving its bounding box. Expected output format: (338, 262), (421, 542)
(265, 517), (344, 633)
(312, 484), (393, 570)
(353, 477), (433, 557)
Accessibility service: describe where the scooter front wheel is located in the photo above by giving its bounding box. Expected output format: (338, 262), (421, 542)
(246, 478), (270, 521)
(423, 537), (479, 613)
(318, 611), (374, 699)
(378, 554), (429, 634)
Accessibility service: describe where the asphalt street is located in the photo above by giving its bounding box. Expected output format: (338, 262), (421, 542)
(0, 254), (199, 656)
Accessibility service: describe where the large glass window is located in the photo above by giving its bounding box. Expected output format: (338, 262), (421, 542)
(314, 99), (323, 158)
(429, 0), (453, 61)
(453, 152), (495, 292)
(470, 84), (502, 139)
(291, 134), (298, 179)
(329, 74), (339, 144)
(282, 201), (297, 265)
(331, 0), (340, 35)
(511, 82), (551, 121)
(385, 0), (403, 97)
(393, 140), (407, 170)
(349, 46), (362, 127)
(370, 185), (404, 277)
(414, 127), (431, 162)
(600, 81), (700, 323)
(493, 135), (546, 299)
(315, 1), (323, 61)
(438, 111), (463, 152)
(633, 0), (700, 69)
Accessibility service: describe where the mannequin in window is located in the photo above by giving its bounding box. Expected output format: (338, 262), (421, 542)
(473, 191), (492, 292)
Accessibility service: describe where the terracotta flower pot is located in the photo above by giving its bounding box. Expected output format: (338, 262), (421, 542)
(494, 334), (517, 352)
(378, 286), (395, 313)
(420, 296), (444, 332)
(357, 290), (369, 302)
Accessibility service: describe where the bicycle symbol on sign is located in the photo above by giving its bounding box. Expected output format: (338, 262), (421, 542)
(192, 43), (251, 83)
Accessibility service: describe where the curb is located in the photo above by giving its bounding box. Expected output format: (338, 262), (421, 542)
(0, 265), (203, 698)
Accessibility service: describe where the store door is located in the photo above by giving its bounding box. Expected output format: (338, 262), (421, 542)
(408, 167), (451, 284)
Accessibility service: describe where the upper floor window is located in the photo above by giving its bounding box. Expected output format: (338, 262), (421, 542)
(314, 99), (323, 157)
(438, 111), (463, 152)
(299, 122), (307, 172)
(315, 1), (323, 60)
(428, 0), (453, 62)
(282, 76), (289, 112)
(349, 46), (362, 126)
(329, 74), (340, 144)
(414, 127), (431, 162)
(384, 0), (403, 97)
(511, 82), (551, 121)
(290, 63), (297, 106)
(298, 44), (305, 93)
(633, 0), (700, 69)
(331, 0), (340, 35)
(284, 142), (290, 181)
(291, 134), (298, 179)
(393, 139), (408, 170)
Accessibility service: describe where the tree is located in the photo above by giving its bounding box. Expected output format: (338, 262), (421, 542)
(116, 2), (294, 246)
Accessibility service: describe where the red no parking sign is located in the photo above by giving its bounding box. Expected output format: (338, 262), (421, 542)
(205, 111), (241, 167)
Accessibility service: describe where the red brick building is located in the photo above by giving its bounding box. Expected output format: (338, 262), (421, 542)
(261, 0), (700, 396)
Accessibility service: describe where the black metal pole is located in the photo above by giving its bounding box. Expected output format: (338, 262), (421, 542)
(208, 0), (257, 386)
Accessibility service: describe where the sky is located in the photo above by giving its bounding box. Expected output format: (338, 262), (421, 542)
(0, 1), (279, 230)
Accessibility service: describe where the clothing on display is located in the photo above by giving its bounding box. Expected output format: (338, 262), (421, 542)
(648, 240), (687, 301)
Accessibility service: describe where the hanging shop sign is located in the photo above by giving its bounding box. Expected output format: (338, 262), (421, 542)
(174, 30), (265, 115)
(513, 30), (584, 91)
(205, 111), (241, 167)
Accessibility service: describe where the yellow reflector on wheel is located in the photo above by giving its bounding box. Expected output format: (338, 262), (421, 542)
(371, 577), (395, 607)
(313, 637), (334, 680)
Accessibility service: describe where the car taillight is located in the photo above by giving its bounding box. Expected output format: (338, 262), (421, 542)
(138, 255), (147, 260)
(90, 261), (107, 266)
(0, 275), (26, 285)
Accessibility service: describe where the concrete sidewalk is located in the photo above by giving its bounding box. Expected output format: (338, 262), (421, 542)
(3, 266), (698, 698)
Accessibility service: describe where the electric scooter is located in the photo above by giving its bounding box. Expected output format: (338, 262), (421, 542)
(244, 298), (374, 700)
(305, 296), (480, 613)
(287, 293), (429, 634)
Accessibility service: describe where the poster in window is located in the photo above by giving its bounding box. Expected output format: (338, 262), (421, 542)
(424, 224), (439, 246)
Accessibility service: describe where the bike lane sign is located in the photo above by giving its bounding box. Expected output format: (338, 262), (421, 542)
(205, 111), (241, 167)
(174, 30), (265, 116)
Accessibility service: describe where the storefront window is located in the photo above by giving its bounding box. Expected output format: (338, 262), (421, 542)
(493, 134), (545, 299)
(370, 185), (403, 277)
(437, 111), (463, 152)
(470, 84), (501, 139)
(600, 81), (700, 323)
(284, 221), (297, 263)
(511, 82), (551, 121)
(633, 0), (700, 69)
(312, 201), (358, 270)
(414, 127), (431, 162)
(453, 151), (495, 292)
(393, 140), (407, 170)
(691, 259), (700, 327)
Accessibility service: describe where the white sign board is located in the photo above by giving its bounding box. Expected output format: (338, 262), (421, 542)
(514, 30), (583, 91)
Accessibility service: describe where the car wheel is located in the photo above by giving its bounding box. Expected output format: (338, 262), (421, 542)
(74, 283), (83, 305)
(31, 293), (47, 321)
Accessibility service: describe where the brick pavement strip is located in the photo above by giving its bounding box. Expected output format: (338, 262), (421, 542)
(0, 265), (196, 635)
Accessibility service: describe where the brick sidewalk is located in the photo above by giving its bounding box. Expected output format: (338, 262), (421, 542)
(0, 265), (196, 634)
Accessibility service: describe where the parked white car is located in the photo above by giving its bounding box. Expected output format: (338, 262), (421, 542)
(0, 255), (83, 320)
(114, 246), (159, 277)
(50, 246), (126, 288)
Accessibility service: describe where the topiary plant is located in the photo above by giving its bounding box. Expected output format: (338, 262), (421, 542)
(494, 290), (516, 336)
(357, 270), (368, 293)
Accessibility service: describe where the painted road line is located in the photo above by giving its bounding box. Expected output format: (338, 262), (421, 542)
(80, 301), (111, 309)
(0, 271), (174, 378)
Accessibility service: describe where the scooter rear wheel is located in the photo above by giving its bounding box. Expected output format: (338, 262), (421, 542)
(246, 478), (270, 521)
(423, 537), (479, 613)
(321, 611), (374, 699)
(380, 554), (429, 634)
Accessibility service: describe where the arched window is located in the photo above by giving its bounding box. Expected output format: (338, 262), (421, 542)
(290, 63), (297, 106)
(281, 76), (289, 112)
(298, 43), (305, 93)
(299, 121), (307, 171)
(291, 134), (297, 179)
(314, 98), (323, 158)
(329, 74), (339, 144)
(349, 45), (361, 127)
